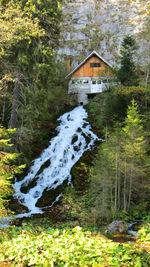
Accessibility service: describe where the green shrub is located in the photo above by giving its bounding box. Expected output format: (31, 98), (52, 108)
(137, 216), (150, 242)
(0, 224), (149, 266)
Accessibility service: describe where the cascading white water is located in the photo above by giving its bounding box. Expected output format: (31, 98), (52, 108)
(13, 106), (100, 218)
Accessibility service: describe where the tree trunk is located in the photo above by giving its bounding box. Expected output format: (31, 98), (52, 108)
(115, 153), (118, 211)
(110, 185), (113, 212)
(124, 159), (127, 212)
(9, 75), (20, 129)
(102, 182), (105, 217)
(145, 70), (149, 109)
(118, 159), (121, 210)
(145, 69), (149, 88)
(2, 98), (6, 122)
(128, 165), (133, 210)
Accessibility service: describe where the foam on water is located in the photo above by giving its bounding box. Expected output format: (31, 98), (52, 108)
(13, 106), (100, 217)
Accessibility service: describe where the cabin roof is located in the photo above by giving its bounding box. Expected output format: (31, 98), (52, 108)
(65, 50), (113, 79)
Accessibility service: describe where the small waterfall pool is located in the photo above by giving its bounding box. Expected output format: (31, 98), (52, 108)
(13, 106), (100, 218)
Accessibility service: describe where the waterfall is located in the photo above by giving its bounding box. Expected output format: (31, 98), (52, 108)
(13, 106), (100, 218)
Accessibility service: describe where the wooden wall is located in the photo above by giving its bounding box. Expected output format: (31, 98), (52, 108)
(71, 56), (113, 78)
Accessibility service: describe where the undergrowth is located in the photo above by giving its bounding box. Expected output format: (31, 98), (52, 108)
(137, 216), (150, 243)
(0, 219), (149, 266)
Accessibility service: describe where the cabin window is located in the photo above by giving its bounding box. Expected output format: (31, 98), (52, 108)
(83, 80), (89, 84)
(90, 63), (101, 68)
(98, 80), (101, 84)
(92, 81), (96, 84)
(72, 80), (76, 84)
(103, 79), (108, 83)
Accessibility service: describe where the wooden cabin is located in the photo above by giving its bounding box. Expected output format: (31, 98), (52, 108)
(65, 50), (115, 104)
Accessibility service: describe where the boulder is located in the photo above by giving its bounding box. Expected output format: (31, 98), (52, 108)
(108, 220), (128, 234)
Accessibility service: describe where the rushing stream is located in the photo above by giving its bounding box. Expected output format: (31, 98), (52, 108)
(13, 106), (100, 218)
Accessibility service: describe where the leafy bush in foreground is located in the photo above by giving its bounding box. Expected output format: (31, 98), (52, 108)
(138, 216), (150, 242)
(0, 225), (149, 266)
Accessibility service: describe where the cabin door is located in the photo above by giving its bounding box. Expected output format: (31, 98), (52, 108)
(91, 80), (103, 93)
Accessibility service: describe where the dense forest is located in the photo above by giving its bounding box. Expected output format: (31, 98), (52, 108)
(0, 0), (150, 266)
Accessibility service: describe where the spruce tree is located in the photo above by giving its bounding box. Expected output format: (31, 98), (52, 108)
(90, 100), (149, 220)
(0, 0), (63, 129)
(117, 35), (139, 86)
(121, 99), (148, 211)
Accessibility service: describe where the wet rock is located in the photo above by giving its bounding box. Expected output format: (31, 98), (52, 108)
(9, 198), (29, 214)
(36, 179), (68, 208)
(107, 221), (128, 234)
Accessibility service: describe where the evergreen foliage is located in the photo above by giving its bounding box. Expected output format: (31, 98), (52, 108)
(89, 100), (150, 220)
(0, 0), (66, 128)
(88, 88), (129, 134)
(117, 35), (139, 86)
(0, 0), (71, 154)
(0, 1), (149, 257)
(0, 126), (25, 218)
